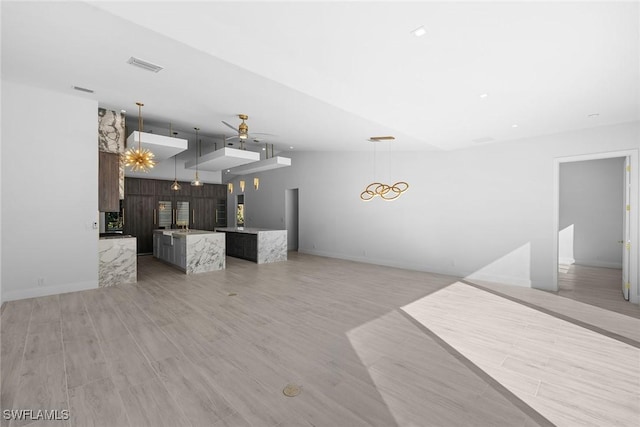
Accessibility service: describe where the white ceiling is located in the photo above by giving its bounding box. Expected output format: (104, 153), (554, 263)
(2, 1), (638, 153)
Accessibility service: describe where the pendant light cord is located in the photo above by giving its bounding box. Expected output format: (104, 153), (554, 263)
(137, 102), (143, 150)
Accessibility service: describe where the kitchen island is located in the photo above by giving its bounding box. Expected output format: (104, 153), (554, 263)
(99, 235), (137, 286)
(215, 227), (287, 264)
(153, 229), (225, 274)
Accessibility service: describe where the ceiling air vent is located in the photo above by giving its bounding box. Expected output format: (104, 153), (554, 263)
(127, 56), (164, 73)
(73, 86), (94, 93)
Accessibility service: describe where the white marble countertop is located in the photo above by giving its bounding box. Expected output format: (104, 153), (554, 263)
(153, 229), (217, 237)
(215, 227), (286, 234)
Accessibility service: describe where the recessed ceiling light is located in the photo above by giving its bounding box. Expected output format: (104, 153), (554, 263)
(226, 169), (230, 172)
(290, 146), (294, 149)
(480, 93), (488, 98)
(120, 109), (126, 114)
(588, 113), (600, 118)
(262, 148), (266, 151)
(411, 26), (427, 37)
(512, 124), (519, 128)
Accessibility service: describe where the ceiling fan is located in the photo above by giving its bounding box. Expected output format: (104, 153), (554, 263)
(222, 114), (274, 147)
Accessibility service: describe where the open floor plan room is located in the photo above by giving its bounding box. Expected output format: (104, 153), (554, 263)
(2, 254), (638, 427)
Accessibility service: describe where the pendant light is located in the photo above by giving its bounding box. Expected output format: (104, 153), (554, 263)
(191, 127), (203, 186)
(360, 136), (409, 201)
(124, 102), (155, 172)
(169, 127), (182, 191)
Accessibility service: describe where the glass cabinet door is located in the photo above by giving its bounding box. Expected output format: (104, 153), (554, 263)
(157, 200), (173, 228)
(176, 200), (190, 228)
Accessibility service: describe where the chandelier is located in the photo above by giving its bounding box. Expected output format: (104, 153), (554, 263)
(124, 102), (155, 172)
(360, 136), (409, 201)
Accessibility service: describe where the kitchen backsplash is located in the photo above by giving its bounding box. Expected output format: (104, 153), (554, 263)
(98, 108), (125, 199)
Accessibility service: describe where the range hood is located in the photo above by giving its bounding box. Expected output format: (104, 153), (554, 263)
(126, 131), (188, 163)
(226, 156), (291, 175)
(185, 147), (260, 172)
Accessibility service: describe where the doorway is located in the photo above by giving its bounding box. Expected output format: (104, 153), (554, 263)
(285, 189), (299, 251)
(553, 150), (638, 305)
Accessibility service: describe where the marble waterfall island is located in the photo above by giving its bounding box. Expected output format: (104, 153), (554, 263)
(215, 227), (287, 264)
(98, 235), (137, 287)
(153, 229), (225, 274)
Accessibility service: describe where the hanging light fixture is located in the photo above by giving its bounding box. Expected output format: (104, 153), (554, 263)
(169, 129), (182, 191)
(190, 127), (203, 186)
(253, 177), (259, 190)
(238, 114), (249, 140)
(360, 136), (409, 201)
(239, 180), (245, 192)
(124, 102), (155, 172)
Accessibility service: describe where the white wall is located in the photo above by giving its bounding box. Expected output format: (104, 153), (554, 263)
(229, 121), (639, 294)
(1, 81), (99, 301)
(560, 158), (625, 268)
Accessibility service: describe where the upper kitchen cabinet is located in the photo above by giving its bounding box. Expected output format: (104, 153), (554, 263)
(98, 151), (119, 212)
(125, 177), (156, 196)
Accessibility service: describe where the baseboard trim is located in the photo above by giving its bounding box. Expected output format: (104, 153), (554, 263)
(2, 280), (98, 302)
(573, 260), (623, 269)
(558, 257), (575, 265)
(298, 248), (461, 278)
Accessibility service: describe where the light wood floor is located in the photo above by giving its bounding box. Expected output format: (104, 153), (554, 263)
(558, 264), (640, 318)
(404, 282), (640, 427)
(1, 253), (638, 426)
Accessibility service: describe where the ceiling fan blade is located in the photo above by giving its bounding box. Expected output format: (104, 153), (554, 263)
(250, 132), (275, 136)
(222, 120), (238, 132)
(225, 135), (240, 141)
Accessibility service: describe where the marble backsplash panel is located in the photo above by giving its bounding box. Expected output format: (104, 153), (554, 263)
(98, 108), (125, 199)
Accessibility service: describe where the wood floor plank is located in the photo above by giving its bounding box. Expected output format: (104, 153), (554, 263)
(118, 378), (189, 427)
(29, 295), (60, 325)
(151, 355), (235, 426)
(0, 299), (33, 336)
(68, 378), (129, 427)
(23, 321), (62, 361)
(9, 352), (68, 427)
(99, 334), (156, 392)
(1, 333), (27, 427)
(126, 321), (181, 363)
(62, 336), (110, 389)
(85, 308), (130, 343)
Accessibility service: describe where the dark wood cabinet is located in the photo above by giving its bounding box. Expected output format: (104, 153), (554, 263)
(225, 232), (257, 262)
(139, 179), (155, 195)
(155, 180), (173, 196)
(192, 198), (215, 231)
(123, 194), (155, 254)
(124, 178), (227, 253)
(215, 200), (227, 227)
(98, 151), (119, 212)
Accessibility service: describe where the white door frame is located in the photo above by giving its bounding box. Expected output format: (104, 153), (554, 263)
(552, 149), (639, 304)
